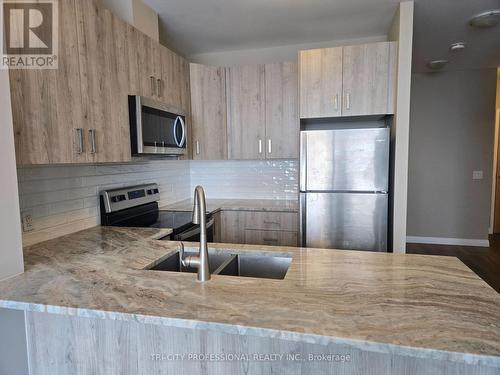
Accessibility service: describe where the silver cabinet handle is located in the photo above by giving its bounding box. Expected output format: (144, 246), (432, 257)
(89, 129), (96, 154)
(346, 92), (351, 110)
(196, 140), (200, 155)
(334, 94), (339, 111)
(76, 128), (84, 154)
(268, 139), (272, 154)
(263, 238), (278, 243)
(263, 220), (280, 226)
(150, 76), (155, 96)
(157, 78), (162, 97)
(299, 132), (307, 191)
(258, 139), (263, 154)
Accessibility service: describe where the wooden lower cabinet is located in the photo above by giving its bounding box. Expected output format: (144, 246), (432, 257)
(244, 229), (298, 247)
(212, 211), (222, 243)
(219, 210), (298, 247)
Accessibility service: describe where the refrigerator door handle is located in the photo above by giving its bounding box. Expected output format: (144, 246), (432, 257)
(299, 193), (306, 247)
(300, 132), (307, 191)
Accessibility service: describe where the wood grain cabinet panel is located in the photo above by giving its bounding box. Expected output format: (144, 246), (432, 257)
(220, 210), (298, 247)
(342, 42), (397, 116)
(75, 0), (131, 163)
(244, 229), (298, 247)
(190, 63), (227, 160)
(243, 211), (298, 232)
(10, 0), (87, 164)
(264, 62), (299, 159)
(220, 211), (245, 244)
(299, 47), (343, 119)
(226, 65), (266, 160)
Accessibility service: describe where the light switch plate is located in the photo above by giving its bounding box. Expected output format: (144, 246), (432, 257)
(472, 170), (484, 180)
(22, 212), (34, 232)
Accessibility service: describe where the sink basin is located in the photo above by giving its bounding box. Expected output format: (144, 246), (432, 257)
(149, 250), (233, 274)
(217, 254), (292, 280)
(149, 250), (292, 280)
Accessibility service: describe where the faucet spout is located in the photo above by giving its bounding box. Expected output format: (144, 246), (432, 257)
(189, 186), (210, 282)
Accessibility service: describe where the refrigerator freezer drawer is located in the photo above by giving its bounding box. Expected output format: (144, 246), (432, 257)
(301, 192), (388, 251)
(300, 128), (389, 192)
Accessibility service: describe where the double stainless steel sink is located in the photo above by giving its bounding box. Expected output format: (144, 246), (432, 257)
(149, 250), (292, 280)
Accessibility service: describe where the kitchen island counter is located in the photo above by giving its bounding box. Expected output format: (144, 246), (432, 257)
(0, 226), (499, 373)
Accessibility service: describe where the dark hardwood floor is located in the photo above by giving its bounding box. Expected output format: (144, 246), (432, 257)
(406, 235), (500, 293)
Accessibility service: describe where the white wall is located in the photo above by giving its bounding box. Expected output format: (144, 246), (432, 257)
(0, 70), (24, 281)
(190, 160), (298, 200)
(18, 160), (190, 246)
(131, 0), (159, 42)
(190, 36), (386, 66)
(101, 0), (159, 41)
(407, 69), (497, 244)
(388, 1), (414, 253)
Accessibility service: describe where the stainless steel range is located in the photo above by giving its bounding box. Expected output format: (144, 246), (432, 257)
(99, 184), (214, 242)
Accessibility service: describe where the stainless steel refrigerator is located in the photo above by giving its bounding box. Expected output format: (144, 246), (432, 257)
(299, 127), (390, 251)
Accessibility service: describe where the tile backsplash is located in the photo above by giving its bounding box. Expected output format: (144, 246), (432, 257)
(17, 160), (190, 246)
(190, 160), (299, 200)
(17, 159), (299, 246)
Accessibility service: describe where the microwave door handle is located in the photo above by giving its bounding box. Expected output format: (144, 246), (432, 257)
(173, 116), (186, 147)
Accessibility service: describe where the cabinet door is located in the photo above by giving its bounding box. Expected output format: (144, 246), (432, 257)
(190, 63), (227, 160)
(134, 32), (156, 99)
(342, 42), (396, 116)
(212, 211), (222, 243)
(244, 230), (298, 247)
(265, 62), (299, 159)
(10, 0), (87, 164)
(299, 47), (343, 119)
(75, 1), (131, 162)
(220, 211), (245, 243)
(226, 65), (266, 160)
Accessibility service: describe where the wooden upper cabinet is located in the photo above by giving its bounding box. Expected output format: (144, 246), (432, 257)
(264, 62), (299, 159)
(75, 0), (131, 163)
(226, 65), (266, 160)
(299, 41), (397, 118)
(190, 63), (227, 160)
(342, 42), (396, 116)
(299, 47), (343, 119)
(10, 0), (86, 164)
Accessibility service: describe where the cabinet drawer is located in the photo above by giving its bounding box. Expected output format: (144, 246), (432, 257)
(244, 230), (298, 247)
(243, 211), (298, 232)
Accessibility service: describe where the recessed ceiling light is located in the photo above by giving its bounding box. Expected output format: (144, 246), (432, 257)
(427, 60), (448, 70)
(450, 42), (466, 51)
(469, 10), (500, 28)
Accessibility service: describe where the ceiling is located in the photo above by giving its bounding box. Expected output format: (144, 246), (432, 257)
(145, 0), (500, 72)
(145, 0), (401, 54)
(412, 0), (500, 73)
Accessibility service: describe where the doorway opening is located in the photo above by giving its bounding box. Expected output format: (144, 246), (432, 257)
(490, 67), (500, 233)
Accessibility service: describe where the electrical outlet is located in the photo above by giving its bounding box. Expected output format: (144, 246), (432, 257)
(22, 212), (34, 232)
(472, 170), (484, 180)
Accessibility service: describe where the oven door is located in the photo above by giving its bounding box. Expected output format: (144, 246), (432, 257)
(129, 96), (186, 156)
(173, 216), (215, 242)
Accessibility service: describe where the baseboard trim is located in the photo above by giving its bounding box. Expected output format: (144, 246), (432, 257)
(406, 236), (490, 247)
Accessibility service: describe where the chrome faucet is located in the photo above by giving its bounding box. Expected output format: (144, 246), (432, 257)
(180, 186), (210, 282)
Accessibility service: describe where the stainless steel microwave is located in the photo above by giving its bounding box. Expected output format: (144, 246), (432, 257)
(128, 95), (187, 156)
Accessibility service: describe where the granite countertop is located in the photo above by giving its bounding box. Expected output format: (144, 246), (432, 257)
(0, 226), (499, 367)
(160, 198), (299, 213)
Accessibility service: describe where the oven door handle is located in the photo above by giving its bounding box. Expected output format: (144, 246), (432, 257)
(176, 216), (214, 241)
(173, 116), (186, 148)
